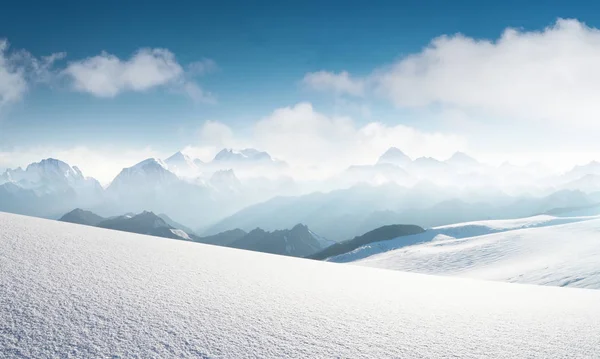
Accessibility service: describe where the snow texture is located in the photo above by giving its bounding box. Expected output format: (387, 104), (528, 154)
(330, 214), (595, 263)
(351, 216), (600, 289)
(1, 212), (600, 358)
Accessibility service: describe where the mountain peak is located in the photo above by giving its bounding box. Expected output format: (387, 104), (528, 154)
(59, 208), (106, 226)
(132, 158), (169, 170)
(377, 147), (412, 166)
(166, 151), (189, 162)
(26, 158), (80, 176)
(164, 151), (199, 175)
(213, 148), (273, 162)
(210, 169), (242, 191)
(108, 158), (178, 192)
(446, 151), (479, 166)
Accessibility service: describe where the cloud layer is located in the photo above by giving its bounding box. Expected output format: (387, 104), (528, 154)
(306, 19), (600, 129)
(0, 40), (64, 111)
(302, 71), (365, 96)
(63, 48), (214, 102)
(0, 39), (215, 107)
(185, 102), (467, 179)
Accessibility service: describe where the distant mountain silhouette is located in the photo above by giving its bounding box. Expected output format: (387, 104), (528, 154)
(228, 224), (322, 257)
(58, 209), (329, 257)
(96, 211), (189, 240)
(308, 224), (425, 260)
(59, 208), (106, 226)
(193, 229), (247, 246)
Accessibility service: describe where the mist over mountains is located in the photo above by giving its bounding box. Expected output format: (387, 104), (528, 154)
(3, 146), (600, 241)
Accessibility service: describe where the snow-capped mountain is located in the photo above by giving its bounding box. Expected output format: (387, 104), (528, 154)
(107, 158), (179, 193)
(340, 163), (413, 187)
(0, 159), (104, 218)
(103, 158), (215, 226)
(376, 147), (412, 167)
(445, 151), (480, 168)
(1, 158), (102, 196)
(164, 151), (199, 177)
(561, 173), (600, 193)
(211, 148), (288, 171)
(213, 148), (273, 163)
(563, 161), (600, 182)
(209, 169), (242, 192)
(408, 156), (452, 181)
(411, 156), (447, 169)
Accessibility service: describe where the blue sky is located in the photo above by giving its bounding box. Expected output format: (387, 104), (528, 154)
(2, 0), (600, 181)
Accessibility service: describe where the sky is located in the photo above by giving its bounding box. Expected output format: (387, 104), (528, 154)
(3, 0), (600, 182)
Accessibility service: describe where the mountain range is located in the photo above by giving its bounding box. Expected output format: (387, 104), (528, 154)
(59, 208), (334, 257)
(4, 147), (600, 241)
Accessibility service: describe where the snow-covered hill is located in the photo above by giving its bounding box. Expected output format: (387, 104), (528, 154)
(337, 215), (600, 289)
(329, 215), (592, 263)
(0, 213), (600, 358)
(2, 212), (600, 358)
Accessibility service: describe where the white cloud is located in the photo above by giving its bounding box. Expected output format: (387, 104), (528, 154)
(0, 39), (64, 111)
(374, 18), (600, 126)
(181, 120), (241, 161)
(181, 82), (216, 104)
(186, 103), (466, 178)
(0, 41), (27, 109)
(188, 58), (218, 76)
(302, 71), (365, 96)
(255, 103), (466, 176)
(63, 48), (214, 102)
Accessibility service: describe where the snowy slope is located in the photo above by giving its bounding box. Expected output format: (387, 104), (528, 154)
(330, 214), (594, 263)
(351, 217), (600, 289)
(2, 212), (600, 358)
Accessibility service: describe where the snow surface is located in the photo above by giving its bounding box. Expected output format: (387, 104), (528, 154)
(330, 214), (596, 263)
(351, 216), (600, 289)
(2, 212), (600, 358)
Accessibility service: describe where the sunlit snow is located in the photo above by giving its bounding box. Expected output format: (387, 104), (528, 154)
(2, 212), (600, 357)
(348, 215), (600, 289)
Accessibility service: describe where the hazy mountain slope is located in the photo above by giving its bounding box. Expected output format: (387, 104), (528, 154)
(229, 224), (323, 257)
(57, 209), (324, 257)
(376, 147), (412, 166)
(350, 216), (600, 289)
(193, 228), (247, 246)
(103, 158), (218, 226)
(205, 185), (594, 241)
(158, 213), (197, 235)
(59, 208), (106, 226)
(203, 184), (430, 241)
(164, 151), (199, 177)
(97, 211), (187, 240)
(2, 212), (600, 358)
(309, 224), (424, 260)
